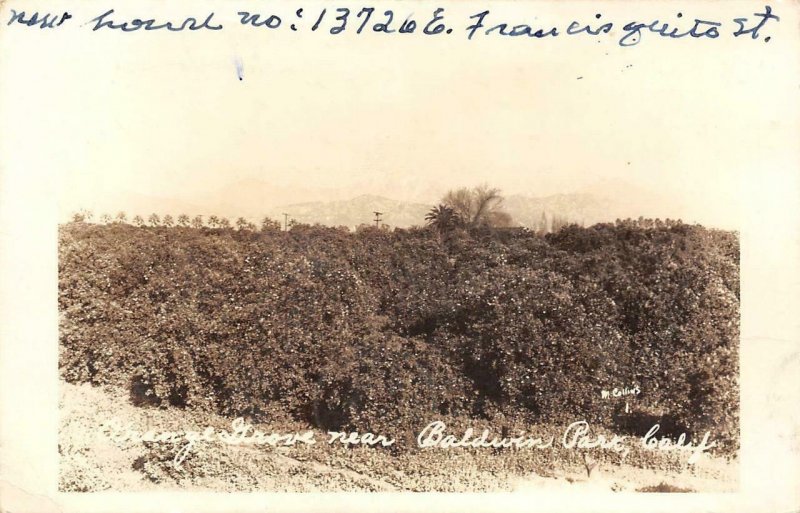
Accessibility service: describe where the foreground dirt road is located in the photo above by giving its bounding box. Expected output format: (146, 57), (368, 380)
(59, 381), (737, 493)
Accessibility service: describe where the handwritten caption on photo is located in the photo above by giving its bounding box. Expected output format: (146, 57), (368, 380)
(100, 417), (717, 469)
(7, 5), (779, 47)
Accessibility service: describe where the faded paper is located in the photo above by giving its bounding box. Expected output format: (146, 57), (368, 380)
(0, 0), (798, 511)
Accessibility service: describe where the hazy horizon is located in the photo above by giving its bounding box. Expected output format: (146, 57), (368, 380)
(60, 175), (735, 230)
(26, 2), (787, 231)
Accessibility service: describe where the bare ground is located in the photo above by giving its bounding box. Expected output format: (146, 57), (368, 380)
(59, 381), (738, 493)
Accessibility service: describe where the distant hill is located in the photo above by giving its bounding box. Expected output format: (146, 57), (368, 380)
(503, 194), (614, 227)
(200, 179), (347, 219)
(268, 195), (431, 229)
(268, 189), (678, 230)
(60, 178), (694, 229)
(502, 180), (681, 228)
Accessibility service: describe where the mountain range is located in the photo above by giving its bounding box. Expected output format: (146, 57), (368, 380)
(62, 178), (698, 229)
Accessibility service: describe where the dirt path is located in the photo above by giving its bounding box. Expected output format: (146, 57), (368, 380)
(59, 381), (737, 492)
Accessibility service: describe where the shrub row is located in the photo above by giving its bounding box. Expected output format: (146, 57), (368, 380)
(59, 221), (739, 451)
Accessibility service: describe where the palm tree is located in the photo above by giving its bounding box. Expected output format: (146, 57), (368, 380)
(162, 214), (174, 227)
(207, 215), (220, 228)
(115, 211), (128, 224)
(191, 215), (204, 229)
(148, 213), (161, 227)
(426, 204), (461, 241)
(219, 217), (231, 229)
(100, 213), (112, 224)
(177, 214), (190, 227)
(132, 215), (145, 227)
(236, 217), (250, 231)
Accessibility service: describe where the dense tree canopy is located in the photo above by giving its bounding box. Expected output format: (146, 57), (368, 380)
(59, 220), (739, 451)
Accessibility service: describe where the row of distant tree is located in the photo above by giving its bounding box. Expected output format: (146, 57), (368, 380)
(70, 210), (284, 231)
(71, 186), (520, 231)
(69, 185), (680, 235)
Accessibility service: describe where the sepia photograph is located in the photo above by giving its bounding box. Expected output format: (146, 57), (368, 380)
(1, 0), (798, 511)
(52, 2), (744, 494)
(57, 181), (740, 493)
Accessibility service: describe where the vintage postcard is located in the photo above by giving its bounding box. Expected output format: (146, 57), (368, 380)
(0, 0), (798, 511)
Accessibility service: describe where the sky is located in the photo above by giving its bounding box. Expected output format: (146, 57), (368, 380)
(2, 0), (798, 229)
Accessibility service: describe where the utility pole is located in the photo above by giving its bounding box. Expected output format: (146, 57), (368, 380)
(373, 211), (383, 228)
(282, 213), (289, 232)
